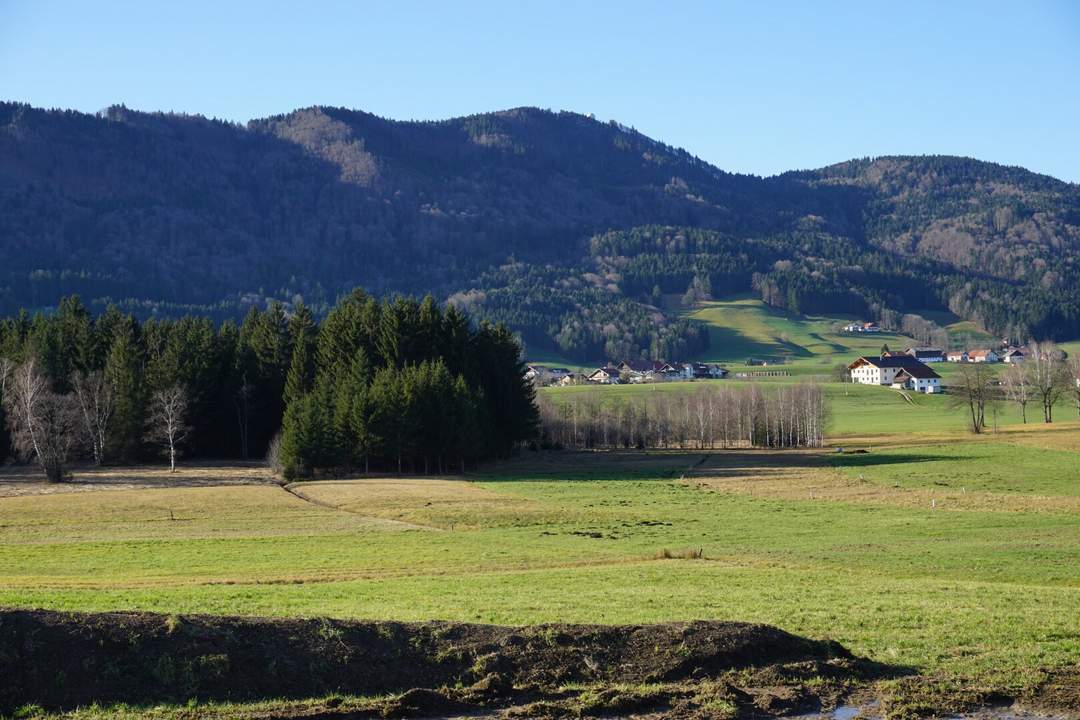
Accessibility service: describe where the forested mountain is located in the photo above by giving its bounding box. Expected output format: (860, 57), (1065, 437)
(2, 101), (1078, 358)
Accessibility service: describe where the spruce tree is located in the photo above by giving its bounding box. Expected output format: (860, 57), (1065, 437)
(104, 315), (146, 461)
(284, 304), (317, 408)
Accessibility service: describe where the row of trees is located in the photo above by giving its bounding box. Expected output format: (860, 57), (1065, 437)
(0, 292), (539, 482)
(953, 342), (1080, 433)
(536, 384), (827, 450)
(0, 358), (188, 481)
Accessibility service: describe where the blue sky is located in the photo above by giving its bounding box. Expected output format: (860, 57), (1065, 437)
(2, 1), (1078, 181)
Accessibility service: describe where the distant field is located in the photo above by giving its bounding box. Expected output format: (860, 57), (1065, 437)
(542, 378), (1077, 436)
(685, 296), (911, 368)
(1, 422), (1078, 706)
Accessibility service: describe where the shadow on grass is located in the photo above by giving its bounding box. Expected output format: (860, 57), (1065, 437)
(828, 452), (973, 469)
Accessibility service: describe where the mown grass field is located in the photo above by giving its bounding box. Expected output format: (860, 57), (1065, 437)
(1, 416), (1078, 711)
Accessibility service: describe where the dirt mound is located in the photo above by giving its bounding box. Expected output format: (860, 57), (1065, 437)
(0, 608), (876, 717)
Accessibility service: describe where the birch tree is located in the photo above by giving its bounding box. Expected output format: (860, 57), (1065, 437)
(147, 385), (189, 472)
(72, 370), (115, 465)
(3, 360), (81, 482)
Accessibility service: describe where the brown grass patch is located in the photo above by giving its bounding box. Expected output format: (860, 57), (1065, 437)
(0, 484), (412, 544)
(0, 461), (274, 498)
(832, 421), (1080, 453)
(291, 477), (566, 530)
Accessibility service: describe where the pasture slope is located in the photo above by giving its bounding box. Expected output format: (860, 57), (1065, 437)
(0, 382), (1078, 718)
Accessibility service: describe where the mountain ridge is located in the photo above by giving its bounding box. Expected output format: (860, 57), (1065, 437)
(1, 101), (1078, 358)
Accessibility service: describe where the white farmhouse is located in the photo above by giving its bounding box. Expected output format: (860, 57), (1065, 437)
(889, 367), (943, 394)
(848, 355), (942, 393)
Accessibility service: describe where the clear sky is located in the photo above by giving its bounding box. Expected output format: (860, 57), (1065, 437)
(2, 1), (1078, 181)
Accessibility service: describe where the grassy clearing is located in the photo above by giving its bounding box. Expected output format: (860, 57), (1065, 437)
(685, 296), (911, 368)
(1, 424), (1078, 702)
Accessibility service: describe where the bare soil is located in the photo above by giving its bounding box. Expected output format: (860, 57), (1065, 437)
(0, 608), (888, 718)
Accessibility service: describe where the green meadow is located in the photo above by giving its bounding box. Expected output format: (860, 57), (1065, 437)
(2, 418), (1079, 706)
(4, 297), (1080, 716)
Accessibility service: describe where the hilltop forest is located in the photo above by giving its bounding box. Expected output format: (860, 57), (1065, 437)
(2, 102), (1079, 360)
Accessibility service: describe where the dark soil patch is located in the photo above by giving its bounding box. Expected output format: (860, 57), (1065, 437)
(0, 608), (893, 718)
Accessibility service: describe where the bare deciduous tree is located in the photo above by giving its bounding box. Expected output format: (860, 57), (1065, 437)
(951, 363), (996, 434)
(3, 360), (81, 482)
(72, 370), (115, 465)
(536, 382), (826, 450)
(1069, 357), (1080, 419)
(1000, 363), (1032, 424)
(0, 357), (12, 397)
(1026, 341), (1068, 423)
(234, 374), (252, 459)
(147, 385), (189, 472)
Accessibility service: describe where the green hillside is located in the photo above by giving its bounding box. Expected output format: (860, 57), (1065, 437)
(685, 296), (909, 368)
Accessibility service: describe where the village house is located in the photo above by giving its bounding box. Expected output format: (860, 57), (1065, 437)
(615, 360), (675, 383)
(691, 362), (728, 379)
(1002, 348), (1026, 363)
(968, 349), (1000, 363)
(524, 365), (573, 385)
(558, 372), (587, 386)
(584, 360), (726, 385)
(945, 350), (968, 363)
(903, 347), (944, 363)
(586, 366), (620, 384)
(842, 321), (881, 334)
(848, 354), (942, 393)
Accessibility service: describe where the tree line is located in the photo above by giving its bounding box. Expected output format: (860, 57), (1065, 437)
(0, 292), (538, 482)
(536, 384), (827, 451)
(953, 341), (1080, 433)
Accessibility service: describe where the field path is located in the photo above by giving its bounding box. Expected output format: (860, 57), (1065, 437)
(281, 481), (441, 531)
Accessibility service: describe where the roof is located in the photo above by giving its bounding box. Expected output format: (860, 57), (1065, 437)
(617, 360), (677, 373)
(968, 349), (997, 358)
(896, 364), (941, 380)
(905, 347), (943, 356)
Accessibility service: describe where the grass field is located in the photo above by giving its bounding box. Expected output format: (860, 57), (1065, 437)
(1, 418), (1078, 713)
(3, 300), (1080, 717)
(686, 296), (912, 370)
